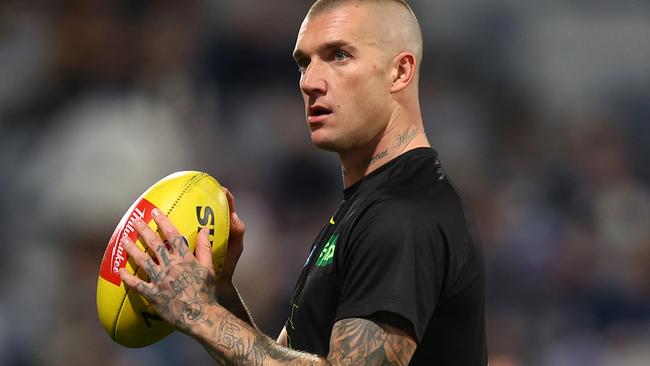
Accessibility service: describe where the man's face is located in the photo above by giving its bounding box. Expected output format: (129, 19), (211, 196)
(293, 4), (394, 152)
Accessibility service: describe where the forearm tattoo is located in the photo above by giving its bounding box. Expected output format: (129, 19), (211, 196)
(206, 313), (320, 366)
(200, 315), (415, 366)
(327, 318), (416, 366)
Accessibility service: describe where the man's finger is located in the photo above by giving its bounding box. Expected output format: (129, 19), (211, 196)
(222, 187), (245, 237)
(151, 208), (182, 246)
(121, 237), (149, 268)
(133, 217), (168, 265)
(121, 237), (162, 282)
(195, 227), (214, 272)
(119, 266), (142, 288)
(169, 235), (190, 257)
(119, 268), (156, 301)
(150, 208), (190, 258)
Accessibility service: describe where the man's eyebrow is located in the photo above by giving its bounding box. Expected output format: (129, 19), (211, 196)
(321, 40), (355, 51)
(293, 49), (307, 62)
(293, 40), (358, 61)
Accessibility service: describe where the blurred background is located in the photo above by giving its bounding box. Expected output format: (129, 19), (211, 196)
(0, 0), (648, 365)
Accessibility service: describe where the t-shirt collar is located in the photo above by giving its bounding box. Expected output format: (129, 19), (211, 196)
(342, 147), (437, 200)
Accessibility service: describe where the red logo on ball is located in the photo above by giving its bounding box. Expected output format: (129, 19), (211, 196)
(99, 198), (157, 286)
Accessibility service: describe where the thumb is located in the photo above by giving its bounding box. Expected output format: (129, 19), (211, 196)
(195, 227), (214, 272)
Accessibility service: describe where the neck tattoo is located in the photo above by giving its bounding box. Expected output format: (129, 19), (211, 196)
(366, 126), (421, 167)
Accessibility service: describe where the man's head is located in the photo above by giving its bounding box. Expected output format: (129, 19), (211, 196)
(293, 0), (423, 152)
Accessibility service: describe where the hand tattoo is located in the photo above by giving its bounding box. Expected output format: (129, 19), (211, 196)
(144, 258), (162, 282)
(156, 245), (172, 266)
(169, 271), (193, 295)
(185, 302), (204, 321)
(173, 236), (189, 257)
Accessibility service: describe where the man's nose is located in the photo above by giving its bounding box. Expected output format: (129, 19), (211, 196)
(300, 61), (327, 96)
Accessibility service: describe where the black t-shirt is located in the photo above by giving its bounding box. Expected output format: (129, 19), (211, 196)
(285, 148), (487, 365)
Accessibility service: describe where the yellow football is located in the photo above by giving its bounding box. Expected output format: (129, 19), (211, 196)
(96, 171), (229, 348)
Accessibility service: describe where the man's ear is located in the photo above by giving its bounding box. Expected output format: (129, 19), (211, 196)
(390, 52), (416, 93)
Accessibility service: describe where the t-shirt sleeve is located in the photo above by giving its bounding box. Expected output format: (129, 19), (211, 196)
(335, 199), (446, 343)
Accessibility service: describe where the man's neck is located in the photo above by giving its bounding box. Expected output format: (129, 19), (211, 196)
(339, 124), (430, 189)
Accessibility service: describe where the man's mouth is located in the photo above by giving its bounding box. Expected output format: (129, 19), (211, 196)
(308, 105), (333, 123)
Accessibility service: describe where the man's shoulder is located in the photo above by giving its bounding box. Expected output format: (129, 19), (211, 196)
(341, 193), (442, 250)
(371, 169), (463, 218)
(354, 169), (479, 254)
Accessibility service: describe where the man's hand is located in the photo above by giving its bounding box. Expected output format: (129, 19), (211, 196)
(118, 208), (219, 335)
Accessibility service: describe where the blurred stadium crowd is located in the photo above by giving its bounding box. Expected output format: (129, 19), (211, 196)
(0, 0), (648, 365)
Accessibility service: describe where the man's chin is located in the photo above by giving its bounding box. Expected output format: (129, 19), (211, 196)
(310, 139), (340, 152)
(310, 133), (342, 152)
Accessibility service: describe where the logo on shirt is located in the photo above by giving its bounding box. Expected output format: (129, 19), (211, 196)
(315, 233), (338, 267)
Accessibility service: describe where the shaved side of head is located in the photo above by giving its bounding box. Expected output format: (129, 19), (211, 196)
(307, 0), (423, 68)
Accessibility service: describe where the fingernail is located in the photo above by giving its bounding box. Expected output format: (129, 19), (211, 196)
(118, 269), (128, 282)
(232, 212), (239, 223)
(201, 227), (210, 238)
(152, 208), (161, 217)
(121, 237), (130, 245)
(133, 218), (144, 226)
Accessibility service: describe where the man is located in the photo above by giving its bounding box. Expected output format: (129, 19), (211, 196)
(119, 0), (487, 364)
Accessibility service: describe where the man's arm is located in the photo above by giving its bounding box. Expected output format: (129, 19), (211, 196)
(119, 208), (416, 365)
(187, 303), (416, 366)
(327, 316), (417, 365)
(186, 304), (322, 365)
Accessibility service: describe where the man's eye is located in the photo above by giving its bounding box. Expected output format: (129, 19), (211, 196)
(297, 59), (310, 72)
(334, 50), (349, 61)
